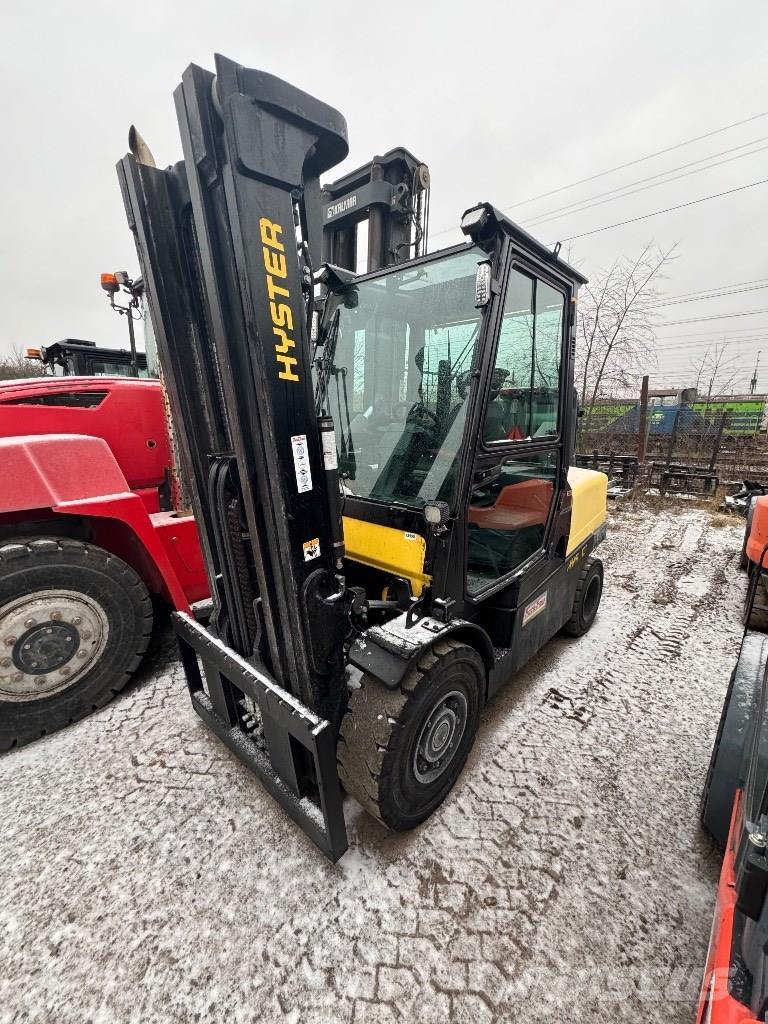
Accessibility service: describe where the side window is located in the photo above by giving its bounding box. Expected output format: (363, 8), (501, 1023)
(482, 270), (565, 444)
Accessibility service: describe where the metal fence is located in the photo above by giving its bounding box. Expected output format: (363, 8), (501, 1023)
(577, 387), (768, 496)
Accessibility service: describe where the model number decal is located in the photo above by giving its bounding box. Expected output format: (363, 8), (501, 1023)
(260, 217), (299, 383)
(567, 548), (587, 571)
(522, 591), (547, 626)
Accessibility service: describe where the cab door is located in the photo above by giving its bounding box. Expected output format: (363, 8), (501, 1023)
(464, 261), (569, 611)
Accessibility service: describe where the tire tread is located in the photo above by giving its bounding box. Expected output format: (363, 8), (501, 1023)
(0, 537), (152, 751)
(338, 638), (482, 828)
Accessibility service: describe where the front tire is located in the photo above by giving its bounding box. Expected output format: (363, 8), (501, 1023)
(0, 539), (152, 751)
(338, 639), (484, 831)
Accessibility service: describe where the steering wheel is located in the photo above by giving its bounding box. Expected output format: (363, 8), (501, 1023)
(408, 403), (439, 429)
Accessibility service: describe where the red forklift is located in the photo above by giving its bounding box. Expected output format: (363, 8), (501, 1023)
(698, 499), (768, 1022)
(0, 370), (209, 750)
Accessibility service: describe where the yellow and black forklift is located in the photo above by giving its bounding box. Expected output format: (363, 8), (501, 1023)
(118, 55), (608, 860)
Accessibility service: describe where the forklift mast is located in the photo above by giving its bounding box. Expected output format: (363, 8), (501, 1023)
(321, 147), (430, 272)
(119, 56), (353, 856)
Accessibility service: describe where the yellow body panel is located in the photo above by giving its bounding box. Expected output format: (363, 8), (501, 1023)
(566, 466), (608, 554)
(343, 517), (430, 596)
(343, 467), (606, 588)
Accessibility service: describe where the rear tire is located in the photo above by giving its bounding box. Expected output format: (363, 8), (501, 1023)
(338, 639), (484, 831)
(563, 556), (603, 637)
(0, 539), (152, 751)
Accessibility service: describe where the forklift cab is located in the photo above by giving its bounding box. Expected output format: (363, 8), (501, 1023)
(36, 340), (149, 377)
(318, 203), (603, 672)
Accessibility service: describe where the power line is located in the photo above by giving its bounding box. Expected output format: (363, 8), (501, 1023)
(658, 308), (768, 327)
(651, 332), (766, 353)
(650, 324), (768, 340)
(500, 110), (768, 210)
(557, 177), (768, 242)
(652, 336), (765, 354)
(527, 139), (768, 228)
(658, 276), (768, 302)
(654, 283), (768, 309)
(651, 335), (766, 347)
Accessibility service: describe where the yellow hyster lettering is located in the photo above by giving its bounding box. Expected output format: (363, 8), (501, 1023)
(276, 354), (299, 381)
(263, 248), (287, 278)
(273, 327), (295, 354)
(261, 216), (299, 384)
(270, 302), (293, 330)
(266, 276), (289, 301)
(259, 218), (284, 252)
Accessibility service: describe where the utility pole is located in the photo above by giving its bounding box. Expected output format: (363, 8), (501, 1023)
(750, 351), (761, 395)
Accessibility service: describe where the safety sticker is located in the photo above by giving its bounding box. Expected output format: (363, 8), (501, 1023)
(321, 428), (338, 471)
(522, 591), (547, 626)
(291, 434), (313, 494)
(303, 537), (321, 561)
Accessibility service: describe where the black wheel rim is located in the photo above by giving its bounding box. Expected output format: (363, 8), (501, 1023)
(412, 689), (468, 785)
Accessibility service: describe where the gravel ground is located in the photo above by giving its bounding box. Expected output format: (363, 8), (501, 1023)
(0, 504), (746, 1023)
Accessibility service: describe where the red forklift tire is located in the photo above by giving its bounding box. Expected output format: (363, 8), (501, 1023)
(337, 638), (484, 831)
(0, 539), (153, 751)
(563, 556), (603, 637)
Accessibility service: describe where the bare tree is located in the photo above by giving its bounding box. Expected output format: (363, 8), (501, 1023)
(577, 242), (677, 429)
(691, 341), (739, 414)
(0, 346), (46, 381)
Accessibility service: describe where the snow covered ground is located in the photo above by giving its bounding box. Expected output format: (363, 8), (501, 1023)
(0, 504), (746, 1023)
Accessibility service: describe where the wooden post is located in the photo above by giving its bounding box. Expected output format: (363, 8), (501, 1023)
(708, 410), (729, 472)
(666, 409), (681, 469)
(637, 375), (649, 464)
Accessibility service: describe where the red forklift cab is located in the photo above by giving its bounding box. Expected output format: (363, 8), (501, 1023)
(31, 339), (150, 377)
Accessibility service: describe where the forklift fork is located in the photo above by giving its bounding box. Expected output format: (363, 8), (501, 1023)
(175, 611), (347, 861)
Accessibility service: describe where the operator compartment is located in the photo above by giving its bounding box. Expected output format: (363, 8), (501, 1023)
(318, 244), (488, 604)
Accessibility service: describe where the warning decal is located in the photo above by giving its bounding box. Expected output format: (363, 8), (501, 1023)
(321, 429), (338, 471)
(303, 537), (320, 561)
(291, 434), (313, 494)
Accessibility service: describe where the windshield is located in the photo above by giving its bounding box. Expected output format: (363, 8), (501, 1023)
(321, 247), (486, 509)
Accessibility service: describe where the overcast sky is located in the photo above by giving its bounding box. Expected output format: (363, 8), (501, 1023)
(2, 1), (767, 393)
